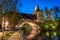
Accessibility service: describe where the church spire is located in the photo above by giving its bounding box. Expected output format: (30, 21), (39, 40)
(34, 4), (40, 11)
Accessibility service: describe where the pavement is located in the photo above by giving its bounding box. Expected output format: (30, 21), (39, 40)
(7, 30), (28, 40)
(7, 31), (20, 40)
(0, 32), (3, 37)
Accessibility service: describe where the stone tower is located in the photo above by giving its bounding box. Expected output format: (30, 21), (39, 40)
(33, 4), (44, 22)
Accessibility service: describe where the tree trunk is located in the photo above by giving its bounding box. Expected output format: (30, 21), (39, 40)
(9, 24), (11, 34)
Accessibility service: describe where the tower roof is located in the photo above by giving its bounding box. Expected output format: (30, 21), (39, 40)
(34, 4), (40, 11)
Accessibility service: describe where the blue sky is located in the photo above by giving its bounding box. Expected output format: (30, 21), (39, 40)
(17, 0), (60, 14)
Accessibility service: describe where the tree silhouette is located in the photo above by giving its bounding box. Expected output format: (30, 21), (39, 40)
(44, 7), (49, 20)
(0, 0), (23, 13)
(53, 6), (59, 20)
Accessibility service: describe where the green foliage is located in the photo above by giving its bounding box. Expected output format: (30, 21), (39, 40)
(57, 20), (60, 30)
(51, 25), (57, 29)
(53, 6), (59, 20)
(37, 20), (58, 37)
(5, 32), (9, 36)
(21, 23), (31, 35)
(10, 31), (15, 34)
(44, 24), (49, 29)
(37, 22), (44, 28)
(44, 7), (52, 22)
(2, 35), (8, 40)
(6, 12), (22, 25)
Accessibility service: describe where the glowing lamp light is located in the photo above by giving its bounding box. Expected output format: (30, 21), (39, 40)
(46, 31), (49, 37)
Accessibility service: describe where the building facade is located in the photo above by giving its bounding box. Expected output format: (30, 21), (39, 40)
(1, 5), (44, 30)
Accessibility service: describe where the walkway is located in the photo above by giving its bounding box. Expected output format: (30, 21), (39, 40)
(7, 31), (20, 40)
(7, 31), (27, 40)
(0, 32), (3, 37)
(16, 21), (40, 39)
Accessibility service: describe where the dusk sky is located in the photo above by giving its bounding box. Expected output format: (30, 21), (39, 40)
(17, 0), (60, 14)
